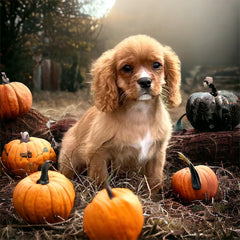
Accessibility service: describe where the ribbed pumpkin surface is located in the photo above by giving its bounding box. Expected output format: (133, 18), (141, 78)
(2, 137), (56, 177)
(83, 188), (144, 240)
(172, 165), (218, 202)
(13, 170), (75, 224)
(0, 81), (32, 120)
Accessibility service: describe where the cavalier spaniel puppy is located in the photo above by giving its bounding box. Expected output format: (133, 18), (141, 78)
(58, 35), (181, 195)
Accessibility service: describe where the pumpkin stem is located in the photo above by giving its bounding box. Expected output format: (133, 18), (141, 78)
(203, 76), (218, 97)
(177, 152), (201, 190)
(104, 182), (114, 199)
(20, 132), (30, 143)
(37, 160), (53, 185)
(1, 72), (10, 84)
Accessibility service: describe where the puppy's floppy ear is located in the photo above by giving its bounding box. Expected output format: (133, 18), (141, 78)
(163, 46), (182, 108)
(91, 49), (118, 112)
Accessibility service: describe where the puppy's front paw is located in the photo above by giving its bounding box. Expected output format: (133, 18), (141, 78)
(88, 165), (108, 186)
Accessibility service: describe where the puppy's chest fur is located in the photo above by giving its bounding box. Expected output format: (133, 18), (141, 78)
(113, 129), (155, 167)
(130, 131), (153, 162)
(108, 101), (164, 165)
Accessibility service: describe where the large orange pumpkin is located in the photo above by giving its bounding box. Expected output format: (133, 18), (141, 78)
(13, 160), (75, 224)
(1, 132), (56, 177)
(0, 72), (32, 120)
(83, 184), (144, 240)
(172, 152), (219, 202)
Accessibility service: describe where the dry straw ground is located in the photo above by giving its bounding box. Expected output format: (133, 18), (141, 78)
(0, 90), (239, 240)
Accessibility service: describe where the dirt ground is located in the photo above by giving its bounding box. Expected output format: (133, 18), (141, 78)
(0, 88), (239, 240)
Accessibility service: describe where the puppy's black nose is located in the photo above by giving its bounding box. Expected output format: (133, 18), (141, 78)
(137, 77), (152, 89)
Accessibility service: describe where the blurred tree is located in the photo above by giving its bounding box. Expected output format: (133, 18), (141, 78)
(0, 0), (103, 90)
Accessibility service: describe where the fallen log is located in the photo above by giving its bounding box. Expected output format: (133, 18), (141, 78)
(0, 108), (77, 154)
(167, 128), (240, 166)
(0, 109), (239, 165)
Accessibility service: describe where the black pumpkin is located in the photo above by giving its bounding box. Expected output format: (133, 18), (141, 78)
(186, 77), (240, 131)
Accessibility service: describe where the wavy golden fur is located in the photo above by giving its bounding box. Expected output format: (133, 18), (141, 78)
(58, 35), (181, 194)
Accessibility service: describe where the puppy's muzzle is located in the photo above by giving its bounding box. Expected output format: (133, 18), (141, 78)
(137, 77), (152, 89)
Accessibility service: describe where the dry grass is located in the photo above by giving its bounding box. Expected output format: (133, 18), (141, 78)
(31, 89), (92, 121)
(1, 159), (239, 240)
(0, 89), (240, 240)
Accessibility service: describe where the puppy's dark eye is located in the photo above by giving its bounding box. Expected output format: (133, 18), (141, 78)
(122, 64), (133, 73)
(152, 62), (162, 70)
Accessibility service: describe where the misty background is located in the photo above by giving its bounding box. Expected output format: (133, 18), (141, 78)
(1, 0), (239, 92)
(99, 0), (240, 78)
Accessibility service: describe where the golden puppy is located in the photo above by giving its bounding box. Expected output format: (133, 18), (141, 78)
(58, 35), (181, 194)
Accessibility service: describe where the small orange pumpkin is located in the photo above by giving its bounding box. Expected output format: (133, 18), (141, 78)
(83, 184), (144, 240)
(172, 152), (218, 202)
(13, 160), (75, 224)
(0, 72), (32, 120)
(1, 132), (56, 177)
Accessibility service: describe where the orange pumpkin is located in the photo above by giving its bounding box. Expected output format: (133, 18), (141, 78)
(0, 72), (32, 120)
(1, 132), (56, 177)
(13, 160), (75, 224)
(83, 184), (144, 240)
(172, 152), (218, 202)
